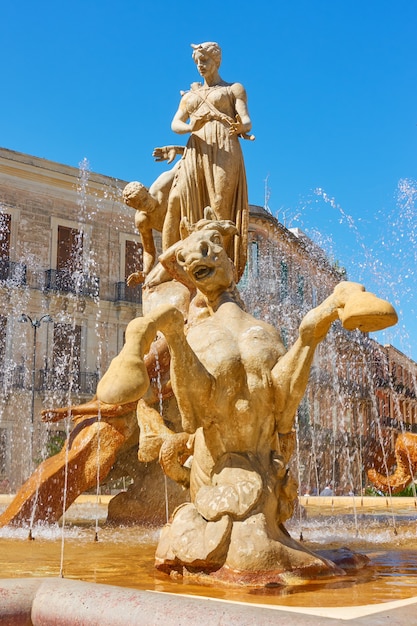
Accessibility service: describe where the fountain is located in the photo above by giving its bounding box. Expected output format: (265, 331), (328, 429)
(1, 41), (417, 625)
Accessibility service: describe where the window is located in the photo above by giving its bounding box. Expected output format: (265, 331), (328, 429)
(125, 239), (143, 280)
(0, 213), (10, 260)
(281, 327), (288, 349)
(250, 240), (259, 278)
(0, 315), (6, 370)
(0, 213), (11, 280)
(52, 323), (81, 390)
(297, 274), (304, 306)
(298, 397), (310, 428)
(280, 261), (288, 300)
(312, 286), (318, 307)
(0, 428), (7, 476)
(56, 225), (83, 292)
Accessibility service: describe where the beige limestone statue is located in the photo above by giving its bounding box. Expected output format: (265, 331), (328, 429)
(0, 341), (180, 527)
(0, 399), (138, 526)
(163, 41), (252, 279)
(123, 41), (253, 285)
(368, 432), (417, 494)
(0, 41), (399, 586)
(97, 207), (397, 585)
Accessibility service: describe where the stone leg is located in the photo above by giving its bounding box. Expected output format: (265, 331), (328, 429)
(215, 513), (345, 586)
(96, 317), (158, 405)
(0, 418), (126, 527)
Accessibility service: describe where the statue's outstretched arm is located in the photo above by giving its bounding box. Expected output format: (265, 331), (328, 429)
(152, 145), (184, 164)
(272, 281), (397, 434)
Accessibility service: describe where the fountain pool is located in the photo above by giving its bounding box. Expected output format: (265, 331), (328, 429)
(2, 495), (417, 624)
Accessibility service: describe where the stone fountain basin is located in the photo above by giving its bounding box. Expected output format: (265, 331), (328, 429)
(1, 495), (417, 625)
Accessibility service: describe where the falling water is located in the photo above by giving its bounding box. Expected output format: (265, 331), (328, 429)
(150, 340), (170, 524)
(300, 180), (417, 359)
(290, 181), (416, 529)
(238, 179), (417, 540)
(1, 157), (417, 604)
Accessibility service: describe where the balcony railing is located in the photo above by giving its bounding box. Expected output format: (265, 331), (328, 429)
(0, 367), (99, 395)
(114, 281), (142, 305)
(0, 364), (26, 389)
(39, 369), (99, 394)
(0, 260), (27, 286)
(44, 269), (100, 298)
(381, 416), (417, 433)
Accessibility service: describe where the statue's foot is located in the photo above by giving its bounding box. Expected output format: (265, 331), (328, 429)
(138, 428), (181, 464)
(340, 290), (398, 332)
(138, 434), (166, 463)
(136, 399), (175, 463)
(127, 271), (147, 286)
(218, 513), (345, 585)
(143, 262), (173, 290)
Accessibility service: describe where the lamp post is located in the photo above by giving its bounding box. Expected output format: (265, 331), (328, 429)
(18, 313), (53, 471)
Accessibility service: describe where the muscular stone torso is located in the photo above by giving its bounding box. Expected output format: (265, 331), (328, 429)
(185, 302), (284, 455)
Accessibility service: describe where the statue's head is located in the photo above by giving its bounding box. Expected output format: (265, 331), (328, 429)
(123, 181), (153, 212)
(191, 42), (222, 69)
(159, 207), (238, 296)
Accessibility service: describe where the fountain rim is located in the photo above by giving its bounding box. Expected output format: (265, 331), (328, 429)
(0, 576), (417, 625)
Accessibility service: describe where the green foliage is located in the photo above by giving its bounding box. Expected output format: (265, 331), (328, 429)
(35, 431), (66, 465)
(365, 483), (417, 497)
(45, 432), (66, 457)
(391, 483), (417, 497)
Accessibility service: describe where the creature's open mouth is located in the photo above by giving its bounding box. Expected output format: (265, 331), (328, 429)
(192, 264), (214, 281)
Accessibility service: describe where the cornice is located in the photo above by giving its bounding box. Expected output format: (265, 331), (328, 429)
(0, 147), (125, 201)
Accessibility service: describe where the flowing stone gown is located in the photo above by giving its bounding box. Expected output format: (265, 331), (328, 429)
(166, 83), (248, 279)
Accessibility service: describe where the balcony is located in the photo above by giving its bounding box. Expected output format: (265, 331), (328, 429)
(0, 259), (27, 286)
(0, 364), (26, 389)
(114, 281), (142, 305)
(39, 369), (99, 394)
(44, 269), (100, 298)
(2, 368), (100, 395)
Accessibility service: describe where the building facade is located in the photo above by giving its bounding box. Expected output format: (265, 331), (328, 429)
(1, 147), (416, 494)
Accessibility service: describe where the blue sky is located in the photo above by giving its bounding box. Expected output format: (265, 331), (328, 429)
(1, 1), (416, 358)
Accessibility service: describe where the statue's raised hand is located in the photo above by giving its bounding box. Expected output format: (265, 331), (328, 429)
(152, 146), (182, 164)
(127, 271), (146, 286)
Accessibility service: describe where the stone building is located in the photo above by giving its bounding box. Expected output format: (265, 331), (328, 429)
(0, 147), (145, 488)
(0, 147), (416, 495)
(240, 207), (417, 493)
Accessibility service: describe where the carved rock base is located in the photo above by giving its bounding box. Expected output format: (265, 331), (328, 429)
(155, 506), (369, 587)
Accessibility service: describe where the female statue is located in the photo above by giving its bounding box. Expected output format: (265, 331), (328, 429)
(162, 41), (253, 280)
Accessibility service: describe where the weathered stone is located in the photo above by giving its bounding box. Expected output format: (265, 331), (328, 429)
(155, 503), (232, 569)
(194, 454), (263, 521)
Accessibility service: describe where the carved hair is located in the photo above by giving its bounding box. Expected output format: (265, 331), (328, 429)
(179, 206), (238, 240)
(191, 42), (222, 68)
